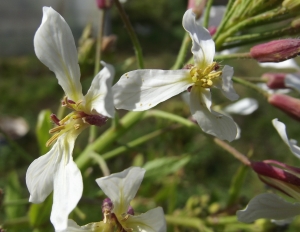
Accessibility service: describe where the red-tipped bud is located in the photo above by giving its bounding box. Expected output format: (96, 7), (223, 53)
(262, 73), (287, 89)
(250, 39), (300, 63)
(268, 94), (300, 121)
(208, 26), (217, 36)
(187, 0), (205, 19)
(251, 160), (300, 200)
(96, 0), (113, 9)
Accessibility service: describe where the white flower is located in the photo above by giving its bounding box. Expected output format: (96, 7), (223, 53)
(60, 167), (166, 232)
(26, 7), (115, 231)
(113, 9), (239, 142)
(237, 119), (300, 223)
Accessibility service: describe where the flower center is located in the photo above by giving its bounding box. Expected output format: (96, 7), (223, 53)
(46, 96), (107, 147)
(189, 62), (222, 88)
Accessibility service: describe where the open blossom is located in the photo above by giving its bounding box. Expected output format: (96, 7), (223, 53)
(62, 167), (166, 232)
(237, 119), (300, 223)
(26, 7), (115, 231)
(113, 9), (239, 142)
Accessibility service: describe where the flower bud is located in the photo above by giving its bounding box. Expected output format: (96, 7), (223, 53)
(187, 0), (205, 19)
(251, 160), (300, 201)
(268, 94), (300, 121)
(250, 39), (300, 63)
(261, 73), (287, 89)
(96, 0), (113, 9)
(208, 26), (217, 36)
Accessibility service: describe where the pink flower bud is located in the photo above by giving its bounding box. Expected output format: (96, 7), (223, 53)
(268, 94), (300, 121)
(250, 39), (300, 62)
(251, 160), (300, 199)
(187, 0), (205, 19)
(262, 73), (287, 89)
(96, 0), (113, 9)
(208, 26), (217, 36)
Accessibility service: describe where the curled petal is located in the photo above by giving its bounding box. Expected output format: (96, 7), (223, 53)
(182, 9), (215, 68)
(214, 65), (239, 101)
(189, 86), (238, 142)
(34, 7), (83, 102)
(223, 98), (258, 115)
(272, 118), (300, 158)
(26, 143), (59, 203)
(125, 207), (166, 232)
(113, 69), (191, 111)
(285, 74), (300, 93)
(237, 193), (300, 223)
(84, 61), (115, 117)
(96, 167), (145, 217)
(59, 219), (109, 232)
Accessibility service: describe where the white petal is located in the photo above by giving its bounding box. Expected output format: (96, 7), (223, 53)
(26, 143), (59, 203)
(125, 207), (166, 232)
(272, 119), (300, 158)
(182, 9), (215, 68)
(189, 86), (238, 142)
(215, 65), (239, 101)
(237, 193), (300, 223)
(271, 217), (294, 226)
(223, 98), (258, 115)
(50, 136), (83, 231)
(285, 74), (300, 93)
(256, 83), (291, 95)
(34, 7), (83, 102)
(58, 220), (109, 232)
(96, 167), (145, 216)
(113, 69), (191, 111)
(258, 59), (300, 70)
(84, 62), (115, 117)
(58, 219), (91, 232)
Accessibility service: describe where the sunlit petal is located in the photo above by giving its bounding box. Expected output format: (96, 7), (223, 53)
(51, 158), (83, 231)
(189, 86), (238, 141)
(182, 9), (215, 68)
(223, 98), (258, 115)
(34, 7), (83, 102)
(258, 59), (300, 70)
(96, 167), (145, 216)
(26, 143), (59, 203)
(214, 65), (239, 101)
(285, 74), (300, 93)
(84, 62), (115, 117)
(125, 207), (166, 232)
(113, 69), (191, 111)
(272, 118), (300, 158)
(237, 193), (300, 223)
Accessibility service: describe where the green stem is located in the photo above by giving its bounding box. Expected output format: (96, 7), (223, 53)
(114, 0), (144, 69)
(202, 0), (214, 29)
(89, 151), (110, 176)
(215, 7), (286, 50)
(165, 215), (212, 232)
(75, 111), (145, 170)
(171, 33), (191, 70)
(144, 110), (197, 128)
(232, 76), (269, 99)
(94, 10), (105, 75)
(214, 52), (251, 61)
(101, 127), (172, 160)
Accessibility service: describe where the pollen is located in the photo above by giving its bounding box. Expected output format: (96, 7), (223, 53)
(190, 62), (222, 88)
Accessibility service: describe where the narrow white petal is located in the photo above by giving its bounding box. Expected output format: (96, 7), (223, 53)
(96, 167), (145, 216)
(125, 207), (166, 232)
(50, 134), (83, 231)
(58, 220), (109, 232)
(237, 193), (300, 223)
(58, 219), (91, 232)
(84, 62), (115, 117)
(285, 74), (300, 93)
(189, 86), (238, 142)
(258, 59), (300, 70)
(182, 9), (215, 68)
(271, 217), (294, 226)
(51, 159), (83, 231)
(215, 65), (239, 101)
(272, 119), (300, 158)
(223, 98), (258, 115)
(113, 69), (191, 111)
(34, 7), (83, 102)
(26, 143), (59, 203)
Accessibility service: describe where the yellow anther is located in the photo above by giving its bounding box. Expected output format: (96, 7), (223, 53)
(46, 133), (60, 147)
(49, 125), (65, 134)
(207, 79), (213, 86)
(74, 124), (81, 130)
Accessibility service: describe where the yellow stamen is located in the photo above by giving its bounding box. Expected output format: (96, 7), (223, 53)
(49, 125), (66, 134)
(74, 124), (80, 130)
(46, 133), (60, 147)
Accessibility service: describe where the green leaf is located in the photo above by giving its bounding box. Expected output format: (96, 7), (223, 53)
(36, 109), (52, 155)
(143, 155), (191, 180)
